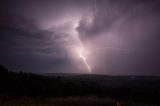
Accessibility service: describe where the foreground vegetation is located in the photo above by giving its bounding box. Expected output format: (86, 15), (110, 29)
(0, 96), (159, 106)
(0, 65), (160, 106)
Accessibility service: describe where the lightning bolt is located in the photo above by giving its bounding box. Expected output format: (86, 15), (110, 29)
(77, 46), (133, 73)
(78, 50), (92, 73)
(90, 46), (133, 53)
(93, 0), (97, 13)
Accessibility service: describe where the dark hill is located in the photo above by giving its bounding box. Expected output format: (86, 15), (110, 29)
(0, 65), (160, 103)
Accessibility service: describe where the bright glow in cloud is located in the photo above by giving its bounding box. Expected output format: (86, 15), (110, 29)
(77, 48), (91, 73)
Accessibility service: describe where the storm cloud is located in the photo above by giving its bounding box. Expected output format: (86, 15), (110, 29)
(0, 0), (159, 75)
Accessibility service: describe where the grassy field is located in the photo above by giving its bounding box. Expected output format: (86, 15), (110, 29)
(0, 96), (159, 106)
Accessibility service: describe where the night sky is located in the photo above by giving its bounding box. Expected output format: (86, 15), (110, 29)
(0, 0), (160, 75)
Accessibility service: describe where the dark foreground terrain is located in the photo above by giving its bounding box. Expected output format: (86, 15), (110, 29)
(0, 65), (160, 106)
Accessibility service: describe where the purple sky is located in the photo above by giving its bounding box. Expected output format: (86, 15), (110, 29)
(0, 0), (160, 75)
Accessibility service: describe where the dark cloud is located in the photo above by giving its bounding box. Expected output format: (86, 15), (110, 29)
(77, 0), (160, 40)
(0, 13), (72, 73)
(0, 0), (159, 75)
(77, 0), (160, 75)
